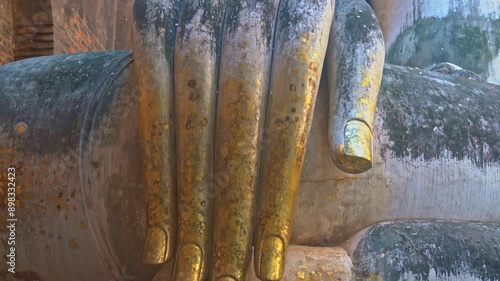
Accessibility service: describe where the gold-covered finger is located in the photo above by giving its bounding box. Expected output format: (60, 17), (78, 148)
(143, 226), (169, 263)
(173, 0), (226, 280)
(254, 0), (335, 280)
(211, 0), (279, 280)
(327, 0), (385, 174)
(173, 243), (203, 281)
(132, 0), (181, 265)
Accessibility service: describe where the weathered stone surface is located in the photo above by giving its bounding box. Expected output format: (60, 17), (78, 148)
(0, 51), (156, 281)
(291, 63), (500, 246)
(345, 221), (500, 281)
(369, 0), (500, 84)
(0, 52), (499, 280)
(52, 0), (133, 53)
(0, 0), (14, 64)
(0, 0), (133, 65)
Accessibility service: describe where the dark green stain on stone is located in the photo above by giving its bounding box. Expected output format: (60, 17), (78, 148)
(342, 1), (381, 46)
(223, 0), (278, 49)
(379, 64), (500, 167)
(276, 0), (298, 38)
(352, 221), (500, 281)
(331, 0), (384, 117)
(133, 0), (181, 67)
(0, 51), (133, 156)
(177, 0), (225, 53)
(387, 13), (500, 76)
(493, 18), (500, 57)
(275, 0), (330, 42)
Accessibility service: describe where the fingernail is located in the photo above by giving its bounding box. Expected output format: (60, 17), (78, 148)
(258, 236), (285, 281)
(143, 226), (168, 264)
(218, 277), (237, 281)
(343, 119), (372, 172)
(173, 243), (202, 281)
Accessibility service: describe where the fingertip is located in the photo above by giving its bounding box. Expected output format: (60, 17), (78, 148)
(143, 226), (169, 264)
(173, 243), (203, 281)
(256, 236), (285, 281)
(344, 119), (373, 171)
(217, 277), (237, 281)
(331, 119), (373, 174)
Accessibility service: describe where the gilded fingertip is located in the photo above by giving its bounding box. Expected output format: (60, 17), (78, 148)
(173, 243), (202, 281)
(218, 277), (237, 281)
(143, 226), (168, 264)
(342, 119), (372, 173)
(257, 236), (285, 281)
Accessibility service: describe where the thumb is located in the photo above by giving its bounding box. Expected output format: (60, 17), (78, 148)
(326, 0), (385, 174)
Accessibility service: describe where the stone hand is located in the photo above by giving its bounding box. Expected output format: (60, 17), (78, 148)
(132, 0), (384, 280)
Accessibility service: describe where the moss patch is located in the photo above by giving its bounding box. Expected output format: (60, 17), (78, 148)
(379, 64), (500, 167)
(177, 0), (225, 52)
(387, 13), (499, 76)
(341, 1), (382, 46)
(133, 0), (181, 67)
(0, 51), (133, 156)
(224, 0), (278, 48)
(353, 221), (500, 281)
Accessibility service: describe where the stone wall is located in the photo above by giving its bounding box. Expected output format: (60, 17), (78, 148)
(368, 0), (500, 84)
(11, 0), (54, 61)
(52, 0), (133, 54)
(0, 0), (133, 65)
(0, 0), (14, 65)
(53, 12), (105, 53)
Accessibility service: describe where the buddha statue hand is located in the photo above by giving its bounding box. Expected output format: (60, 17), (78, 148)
(132, 0), (384, 280)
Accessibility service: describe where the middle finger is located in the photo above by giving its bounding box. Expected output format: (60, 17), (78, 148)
(173, 0), (226, 280)
(212, 0), (280, 280)
(254, 0), (334, 280)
